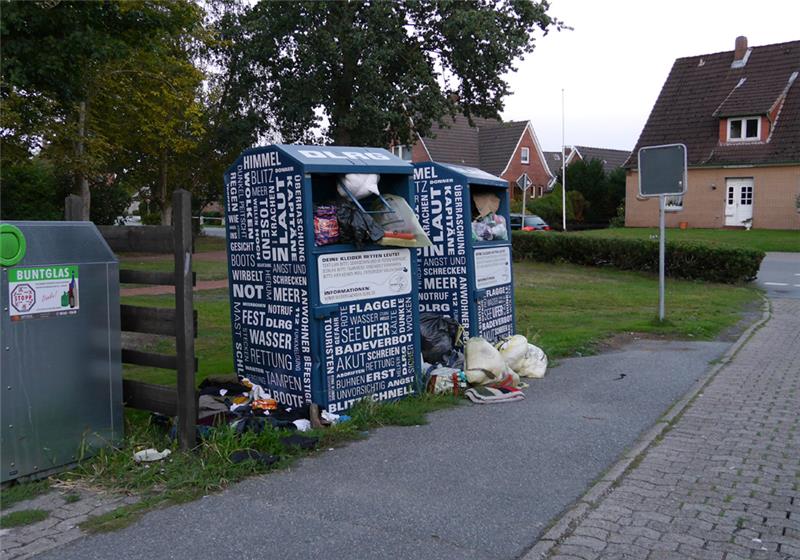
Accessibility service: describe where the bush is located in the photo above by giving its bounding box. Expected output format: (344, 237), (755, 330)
(0, 158), (69, 221)
(528, 184), (588, 229)
(512, 232), (764, 283)
(90, 181), (132, 225)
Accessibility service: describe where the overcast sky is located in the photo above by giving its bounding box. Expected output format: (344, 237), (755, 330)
(502, 0), (799, 153)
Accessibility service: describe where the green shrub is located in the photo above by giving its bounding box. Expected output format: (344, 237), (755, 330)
(512, 232), (764, 283)
(0, 158), (69, 221)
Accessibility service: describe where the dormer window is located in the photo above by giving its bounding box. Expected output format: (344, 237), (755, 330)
(727, 117), (760, 142)
(521, 147), (530, 164)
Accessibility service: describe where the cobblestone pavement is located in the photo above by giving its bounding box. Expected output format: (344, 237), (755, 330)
(0, 485), (137, 560)
(547, 298), (800, 560)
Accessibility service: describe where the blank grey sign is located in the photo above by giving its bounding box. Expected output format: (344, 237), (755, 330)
(638, 144), (687, 197)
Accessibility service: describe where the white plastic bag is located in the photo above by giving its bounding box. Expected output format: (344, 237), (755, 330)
(464, 337), (508, 385)
(133, 448), (171, 463)
(498, 335), (548, 378)
(337, 173), (380, 200)
(497, 335), (528, 371)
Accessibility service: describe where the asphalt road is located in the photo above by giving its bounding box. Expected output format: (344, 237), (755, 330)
(41, 339), (730, 560)
(756, 251), (800, 299)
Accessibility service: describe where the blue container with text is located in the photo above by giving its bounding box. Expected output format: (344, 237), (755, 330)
(224, 145), (422, 413)
(413, 161), (515, 341)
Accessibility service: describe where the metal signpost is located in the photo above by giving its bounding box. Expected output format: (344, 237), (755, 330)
(637, 144), (687, 321)
(517, 173), (532, 223)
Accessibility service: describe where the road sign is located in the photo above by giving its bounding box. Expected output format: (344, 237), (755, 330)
(516, 173), (533, 222)
(638, 144), (687, 198)
(637, 143), (688, 322)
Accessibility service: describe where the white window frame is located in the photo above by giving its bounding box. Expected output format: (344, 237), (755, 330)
(727, 117), (761, 142)
(520, 147), (530, 164)
(391, 144), (412, 160)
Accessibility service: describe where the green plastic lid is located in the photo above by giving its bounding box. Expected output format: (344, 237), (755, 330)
(0, 224), (26, 267)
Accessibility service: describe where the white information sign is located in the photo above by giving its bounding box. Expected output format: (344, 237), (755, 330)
(318, 249), (412, 304)
(8, 265), (80, 320)
(474, 247), (512, 290)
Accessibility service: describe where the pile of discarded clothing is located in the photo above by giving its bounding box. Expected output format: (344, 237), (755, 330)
(198, 375), (348, 433)
(135, 375), (352, 468)
(421, 313), (548, 405)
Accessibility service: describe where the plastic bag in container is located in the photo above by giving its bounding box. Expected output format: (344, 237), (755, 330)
(336, 200), (384, 249)
(372, 194), (432, 248)
(314, 205), (339, 246)
(337, 173), (381, 200)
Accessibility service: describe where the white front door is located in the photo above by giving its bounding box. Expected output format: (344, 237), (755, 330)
(725, 178), (754, 227)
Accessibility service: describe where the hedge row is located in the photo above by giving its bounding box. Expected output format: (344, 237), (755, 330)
(511, 232), (765, 284)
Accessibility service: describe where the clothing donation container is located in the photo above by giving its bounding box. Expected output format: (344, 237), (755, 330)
(0, 221), (122, 483)
(224, 145), (424, 413)
(413, 161), (515, 342)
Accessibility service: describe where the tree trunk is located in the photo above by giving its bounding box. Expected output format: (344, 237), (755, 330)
(77, 101), (90, 221)
(159, 151), (172, 225)
(330, 2), (355, 145)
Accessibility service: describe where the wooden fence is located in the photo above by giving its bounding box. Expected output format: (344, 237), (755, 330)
(66, 190), (198, 449)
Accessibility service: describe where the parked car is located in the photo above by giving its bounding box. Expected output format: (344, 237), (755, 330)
(509, 213), (551, 231)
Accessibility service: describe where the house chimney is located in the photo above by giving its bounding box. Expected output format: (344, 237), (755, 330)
(734, 36), (748, 61)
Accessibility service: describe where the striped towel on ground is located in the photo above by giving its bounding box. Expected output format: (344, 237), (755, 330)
(464, 385), (525, 404)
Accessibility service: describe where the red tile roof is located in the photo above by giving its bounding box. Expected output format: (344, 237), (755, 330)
(628, 40), (800, 168)
(419, 114), (534, 177)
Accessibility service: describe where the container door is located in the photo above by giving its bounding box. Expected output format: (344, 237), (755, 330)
(473, 246), (515, 342)
(314, 248), (418, 412)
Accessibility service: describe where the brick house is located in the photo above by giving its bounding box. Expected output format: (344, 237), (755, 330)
(544, 146), (631, 189)
(392, 114), (554, 199)
(625, 37), (800, 230)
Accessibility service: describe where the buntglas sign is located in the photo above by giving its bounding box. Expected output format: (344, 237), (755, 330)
(7, 265), (79, 320)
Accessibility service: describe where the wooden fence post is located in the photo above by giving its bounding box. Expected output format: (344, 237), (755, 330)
(64, 195), (84, 221)
(173, 189), (197, 449)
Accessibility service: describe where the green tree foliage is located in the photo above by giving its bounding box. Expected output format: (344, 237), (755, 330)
(527, 184), (587, 229)
(0, 159), (68, 221)
(236, 0), (562, 145)
(555, 159), (627, 225)
(1, 0), (207, 222)
(1, 0), (564, 223)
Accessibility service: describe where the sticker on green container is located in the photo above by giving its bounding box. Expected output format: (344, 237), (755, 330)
(8, 265), (79, 321)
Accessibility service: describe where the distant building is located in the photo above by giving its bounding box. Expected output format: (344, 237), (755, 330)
(392, 114), (554, 199)
(625, 37), (800, 230)
(543, 146), (631, 189)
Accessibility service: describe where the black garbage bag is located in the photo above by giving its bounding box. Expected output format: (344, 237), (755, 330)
(336, 199), (384, 249)
(420, 313), (461, 365)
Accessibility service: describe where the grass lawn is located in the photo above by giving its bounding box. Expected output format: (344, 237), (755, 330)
(194, 235), (226, 253)
(121, 261), (760, 387)
(119, 257), (228, 282)
(119, 234), (228, 283)
(573, 227), (799, 253)
(514, 261), (759, 357)
(121, 289), (233, 386)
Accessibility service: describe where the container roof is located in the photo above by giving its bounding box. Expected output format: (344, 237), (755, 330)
(424, 161), (507, 187)
(234, 144), (413, 174)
